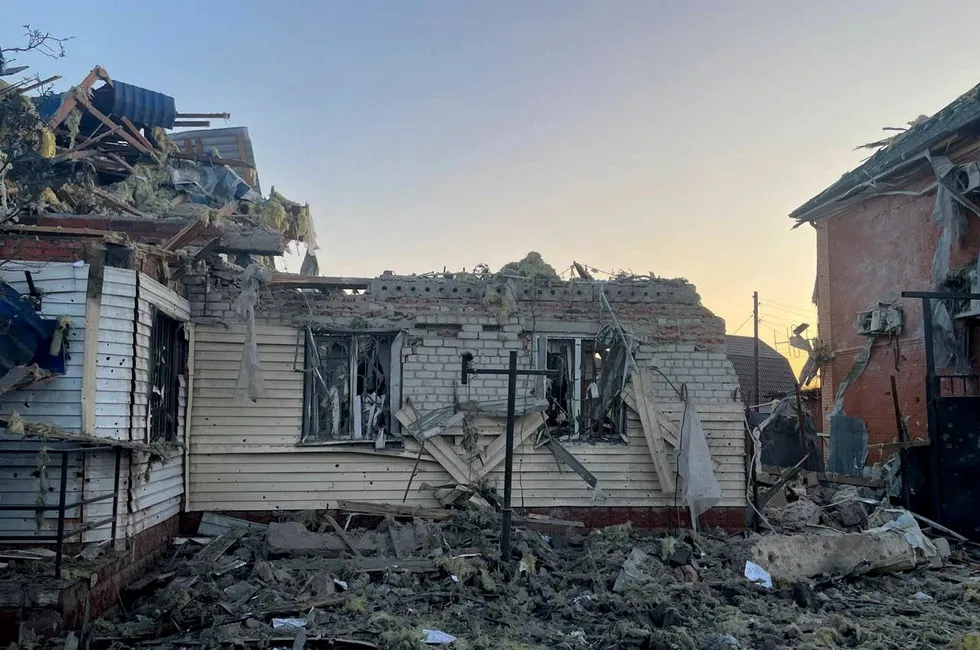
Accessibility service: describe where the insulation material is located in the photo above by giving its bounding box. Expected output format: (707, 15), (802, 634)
(677, 399), (721, 529)
(234, 264), (271, 402)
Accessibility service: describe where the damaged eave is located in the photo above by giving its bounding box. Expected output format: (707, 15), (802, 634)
(790, 81), (980, 224)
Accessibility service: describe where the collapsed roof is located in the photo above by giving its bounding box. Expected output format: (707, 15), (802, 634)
(0, 64), (316, 258)
(790, 82), (980, 224)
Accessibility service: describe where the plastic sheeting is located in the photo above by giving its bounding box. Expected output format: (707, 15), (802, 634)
(677, 399), (721, 530)
(235, 264), (271, 402)
(169, 160), (262, 206)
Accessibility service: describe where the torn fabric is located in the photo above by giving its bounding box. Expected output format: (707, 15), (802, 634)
(677, 399), (721, 530)
(235, 263), (272, 402)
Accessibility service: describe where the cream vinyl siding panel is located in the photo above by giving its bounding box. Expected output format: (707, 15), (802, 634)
(188, 321), (746, 511)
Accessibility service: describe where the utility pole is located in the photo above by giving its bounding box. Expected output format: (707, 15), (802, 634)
(461, 351), (556, 559)
(753, 291), (760, 407)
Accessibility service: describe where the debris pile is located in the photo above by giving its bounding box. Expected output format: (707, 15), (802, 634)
(0, 65), (314, 249)
(46, 500), (980, 650)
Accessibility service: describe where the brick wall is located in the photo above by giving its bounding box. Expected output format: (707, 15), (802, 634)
(0, 234), (86, 263)
(185, 269), (739, 409)
(817, 183), (980, 451)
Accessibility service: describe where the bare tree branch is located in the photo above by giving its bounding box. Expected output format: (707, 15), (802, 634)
(2, 25), (73, 60)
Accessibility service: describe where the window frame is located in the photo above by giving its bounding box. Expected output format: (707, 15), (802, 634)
(146, 308), (188, 443)
(300, 328), (404, 446)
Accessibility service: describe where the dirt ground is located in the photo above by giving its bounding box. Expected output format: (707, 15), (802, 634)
(26, 506), (979, 650)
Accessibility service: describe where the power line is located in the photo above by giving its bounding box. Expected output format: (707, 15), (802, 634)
(759, 311), (797, 324)
(759, 298), (815, 316)
(731, 313), (753, 335)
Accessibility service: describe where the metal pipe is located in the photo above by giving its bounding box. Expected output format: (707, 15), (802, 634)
(111, 447), (121, 544)
(55, 451), (69, 579)
(890, 375), (912, 510)
(501, 350), (518, 560)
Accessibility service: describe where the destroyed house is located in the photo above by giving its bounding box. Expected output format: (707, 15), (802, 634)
(180, 268), (747, 529)
(791, 80), (980, 537)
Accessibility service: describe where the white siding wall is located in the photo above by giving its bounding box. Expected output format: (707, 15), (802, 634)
(127, 274), (189, 537)
(0, 263), (189, 543)
(188, 324), (746, 512)
(0, 262), (88, 537)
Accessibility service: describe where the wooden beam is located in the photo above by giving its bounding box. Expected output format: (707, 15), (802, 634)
(52, 124), (125, 159)
(269, 273), (370, 289)
(631, 368), (675, 493)
(162, 218), (209, 251)
(335, 500), (452, 522)
(623, 385), (678, 447)
(46, 66), (111, 130)
(81, 242), (106, 435)
(90, 188), (149, 218)
(74, 93), (156, 158)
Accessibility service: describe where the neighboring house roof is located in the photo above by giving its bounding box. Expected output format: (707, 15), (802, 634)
(725, 335), (797, 404)
(170, 127), (261, 194)
(790, 82), (980, 223)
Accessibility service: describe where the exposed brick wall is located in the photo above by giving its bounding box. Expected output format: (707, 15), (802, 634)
(0, 234), (86, 263)
(185, 270), (740, 409)
(816, 179), (980, 453)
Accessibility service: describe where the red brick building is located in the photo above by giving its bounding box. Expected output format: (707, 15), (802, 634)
(791, 83), (980, 452)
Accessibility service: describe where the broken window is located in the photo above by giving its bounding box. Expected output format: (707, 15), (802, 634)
(302, 331), (402, 443)
(147, 311), (188, 442)
(538, 331), (629, 442)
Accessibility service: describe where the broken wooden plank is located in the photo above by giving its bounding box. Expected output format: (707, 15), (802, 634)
(513, 514), (585, 530)
(46, 66), (111, 130)
(336, 500), (453, 522)
(52, 124), (125, 160)
(190, 533), (239, 565)
(544, 438), (598, 489)
(269, 273), (371, 290)
(323, 514), (363, 557)
(623, 385), (679, 447)
(162, 218), (209, 251)
(120, 117), (158, 154)
(197, 512), (267, 537)
(90, 188), (149, 218)
(396, 405), (472, 485)
(631, 368), (675, 493)
(74, 94), (155, 158)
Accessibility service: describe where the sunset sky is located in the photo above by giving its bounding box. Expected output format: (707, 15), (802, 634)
(8, 0), (980, 367)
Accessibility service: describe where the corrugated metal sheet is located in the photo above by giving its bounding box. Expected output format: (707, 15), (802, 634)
(170, 127), (261, 193)
(187, 324), (747, 512)
(93, 80), (176, 129)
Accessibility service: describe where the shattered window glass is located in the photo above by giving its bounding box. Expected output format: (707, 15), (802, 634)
(303, 333), (395, 442)
(147, 311), (188, 442)
(543, 334), (628, 443)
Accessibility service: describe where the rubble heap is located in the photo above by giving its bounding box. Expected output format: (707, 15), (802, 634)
(22, 492), (980, 650)
(0, 65), (314, 250)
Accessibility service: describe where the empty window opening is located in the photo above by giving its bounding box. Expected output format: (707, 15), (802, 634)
(147, 311), (188, 442)
(303, 332), (398, 442)
(541, 333), (628, 442)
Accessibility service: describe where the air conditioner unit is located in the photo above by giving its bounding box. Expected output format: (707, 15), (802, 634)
(856, 305), (902, 336)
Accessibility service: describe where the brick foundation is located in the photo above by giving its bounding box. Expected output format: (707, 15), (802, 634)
(0, 516), (178, 643)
